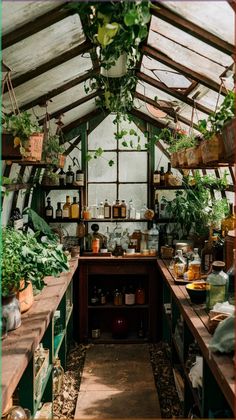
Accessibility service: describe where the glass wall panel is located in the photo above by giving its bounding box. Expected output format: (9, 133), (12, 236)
(119, 152), (147, 182)
(88, 152), (117, 182)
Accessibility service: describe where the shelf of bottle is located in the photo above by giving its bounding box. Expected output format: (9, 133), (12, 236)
(41, 185), (83, 190)
(88, 332), (149, 344)
(83, 218), (148, 223)
(88, 304), (149, 309)
(45, 217), (176, 224)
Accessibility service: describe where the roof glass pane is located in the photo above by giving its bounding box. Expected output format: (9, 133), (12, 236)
(162, 1), (234, 45)
(3, 15), (84, 79)
(148, 16), (233, 84)
(141, 56), (192, 89)
(55, 98), (97, 126)
(188, 85), (226, 112)
(2, 56), (92, 111)
(2, 1), (64, 35)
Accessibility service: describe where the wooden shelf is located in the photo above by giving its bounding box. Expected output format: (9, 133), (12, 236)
(173, 161), (234, 169)
(83, 218), (149, 222)
(41, 185), (83, 190)
(47, 218), (81, 223)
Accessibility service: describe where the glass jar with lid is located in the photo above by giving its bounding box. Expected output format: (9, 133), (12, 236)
(206, 261), (228, 310)
(173, 250), (186, 278)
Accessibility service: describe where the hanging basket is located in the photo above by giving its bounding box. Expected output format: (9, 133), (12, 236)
(21, 132), (44, 162)
(222, 118), (235, 161)
(177, 149), (187, 166)
(170, 152), (179, 168)
(100, 53), (127, 78)
(200, 134), (225, 164)
(186, 145), (202, 167)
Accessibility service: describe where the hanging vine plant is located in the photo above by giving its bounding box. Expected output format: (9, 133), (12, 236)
(67, 1), (151, 114)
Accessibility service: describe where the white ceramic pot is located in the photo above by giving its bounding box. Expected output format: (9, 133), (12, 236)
(100, 53), (127, 78)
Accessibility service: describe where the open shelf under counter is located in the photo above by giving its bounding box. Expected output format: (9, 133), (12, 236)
(88, 332), (149, 344)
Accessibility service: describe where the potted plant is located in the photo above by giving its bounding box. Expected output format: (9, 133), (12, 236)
(42, 133), (66, 168)
(4, 111), (44, 161)
(196, 93), (234, 164)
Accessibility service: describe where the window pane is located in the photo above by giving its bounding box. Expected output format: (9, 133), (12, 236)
(88, 114), (118, 151)
(88, 152), (117, 182)
(119, 152), (147, 182)
(119, 184), (147, 211)
(88, 184), (116, 206)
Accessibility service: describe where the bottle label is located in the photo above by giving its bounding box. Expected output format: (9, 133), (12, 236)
(113, 207), (119, 218)
(153, 174), (160, 184)
(56, 210), (62, 218)
(63, 209), (69, 218)
(125, 293), (135, 305)
(66, 175), (73, 184)
(76, 173), (84, 185)
(121, 207), (126, 218)
(104, 206), (111, 218)
(46, 210), (53, 217)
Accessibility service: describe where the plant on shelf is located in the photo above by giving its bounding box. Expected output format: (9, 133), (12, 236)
(42, 133), (65, 166)
(68, 1), (151, 114)
(4, 111), (44, 161)
(1, 228), (23, 297)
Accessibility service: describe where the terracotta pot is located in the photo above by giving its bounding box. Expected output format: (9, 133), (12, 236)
(222, 118), (235, 161)
(177, 149), (187, 166)
(58, 154), (66, 168)
(22, 132), (44, 162)
(186, 145), (202, 167)
(200, 134), (225, 164)
(171, 152), (179, 168)
(2, 294), (21, 331)
(17, 279), (34, 313)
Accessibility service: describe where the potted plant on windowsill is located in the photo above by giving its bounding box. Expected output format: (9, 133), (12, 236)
(4, 111), (44, 162)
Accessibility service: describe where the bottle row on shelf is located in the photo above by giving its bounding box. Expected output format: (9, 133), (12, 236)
(153, 163), (176, 187)
(45, 195), (80, 220)
(89, 284), (146, 306)
(58, 165), (84, 187)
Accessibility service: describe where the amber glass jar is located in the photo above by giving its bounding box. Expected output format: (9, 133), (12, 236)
(135, 286), (145, 304)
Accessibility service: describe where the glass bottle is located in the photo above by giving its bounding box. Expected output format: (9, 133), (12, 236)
(160, 166), (165, 186)
(135, 284), (145, 304)
(112, 200), (121, 218)
(120, 200), (127, 219)
(71, 196), (80, 219)
(226, 249), (235, 305)
(164, 162), (173, 186)
(45, 197), (53, 220)
(125, 285), (135, 305)
(97, 202), (104, 219)
(66, 165), (74, 186)
(173, 250), (186, 278)
(75, 168), (84, 186)
(58, 168), (66, 186)
(114, 289), (123, 305)
(153, 167), (160, 186)
(104, 199), (111, 219)
(55, 202), (62, 219)
(221, 203), (236, 237)
(206, 261), (228, 310)
(154, 191), (159, 219)
(62, 195), (71, 219)
(201, 239), (214, 274)
(189, 248), (201, 280)
(90, 286), (99, 305)
(128, 199), (136, 219)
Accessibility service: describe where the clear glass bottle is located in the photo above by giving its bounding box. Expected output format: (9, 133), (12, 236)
(62, 195), (71, 219)
(71, 196), (80, 219)
(66, 165), (74, 186)
(97, 202), (104, 219)
(173, 250), (186, 278)
(128, 199), (136, 219)
(226, 249), (235, 305)
(45, 197), (53, 220)
(206, 261), (228, 310)
(189, 248), (201, 280)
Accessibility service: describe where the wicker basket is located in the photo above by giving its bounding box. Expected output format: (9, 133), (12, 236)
(200, 134), (225, 164)
(186, 145), (202, 167)
(222, 118), (235, 161)
(171, 152), (179, 168)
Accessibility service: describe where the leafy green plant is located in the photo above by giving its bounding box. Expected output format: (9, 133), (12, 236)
(156, 127), (199, 152)
(1, 227), (69, 297)
(42, 134), (65, 165)
(197, 91), (235, 140)
(4, 111), (42, 155)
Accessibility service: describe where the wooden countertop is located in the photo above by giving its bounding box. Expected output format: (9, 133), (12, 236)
(1, 258), (78, 414)
(157, 258), (235, 413)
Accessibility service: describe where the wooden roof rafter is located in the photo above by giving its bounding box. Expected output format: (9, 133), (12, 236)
(62, 108), (107, 134)
(2, 3), (74, 49)
(151, 2), (234, 56)
(142, 45), (228, 96)
(3, 40), (93, 93)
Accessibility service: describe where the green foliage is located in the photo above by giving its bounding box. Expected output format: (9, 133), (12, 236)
(156, 127), (199, 152)
(42, 134), (64, 165)
(1, 227), (69, 297)
(197, 90), (235, 139)
(4, 111), (42, 143)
